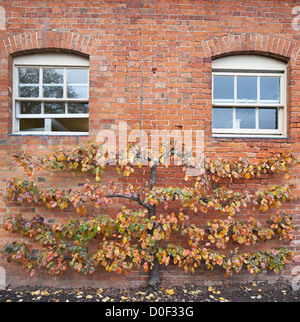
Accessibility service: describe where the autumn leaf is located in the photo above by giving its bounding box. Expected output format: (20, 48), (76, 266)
(143, 262), (149, 272)
(219, 297), (228, 302)
(166, 289), (175, 295)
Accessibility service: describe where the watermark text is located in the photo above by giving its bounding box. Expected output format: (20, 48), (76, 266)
(0, 6), (6, 30)
(292, 6), (300, 31)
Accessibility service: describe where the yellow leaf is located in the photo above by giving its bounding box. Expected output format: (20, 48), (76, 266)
(146, 293), (155, 300)
(41, 291), (49, 296)
(124, 169), (131, 177)
(137, 291), (146, 295)
(166, 289), (174, 295)
(81, 206), (87, 216)
(219, 297), (227, 302)
(245, 173), (251, 180)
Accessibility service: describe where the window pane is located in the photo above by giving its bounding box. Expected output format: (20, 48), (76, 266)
(236, 108), (256, 129)
(19, 85), (39, 98)
(43, 85), (63, 98)
(44, 102), (65, 114)
(67, 86), (88, 99)
(213, 76), (234, 103)
(20, 119), (44, 132)
(43, 69), (64, 84)
(20, 101), (41, 114)
(51, 118), (89, 132)
(237, 76), (257, 103)
(68, 102), (89, 114)
(260, 77), (280, 103)
(67, 69), (88, 84)
(19, 68), (39, 84)
(259, 108), (278, 129)
(212, 107), (233, 129)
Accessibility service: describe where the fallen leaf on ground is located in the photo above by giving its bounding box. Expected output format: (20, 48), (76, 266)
(41, 291), (49, 296)
(137, 291), (146, 295)
(219, 297), (228, 302)
(146, 293), (155, 300)
(166, 289), (174, 295)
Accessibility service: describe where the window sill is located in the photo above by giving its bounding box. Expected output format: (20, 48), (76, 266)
(10, 132), (89, 137)
(212, 134), (290, 140)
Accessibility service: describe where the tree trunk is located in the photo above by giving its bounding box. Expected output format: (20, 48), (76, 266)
(147, 257), (161, 290)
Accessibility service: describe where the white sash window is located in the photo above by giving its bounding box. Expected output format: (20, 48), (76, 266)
(212, 55), (287, 138)
(13, 53), (89, 135)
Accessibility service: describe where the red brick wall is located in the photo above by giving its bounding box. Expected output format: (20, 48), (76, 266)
(0, 0), (299, 288)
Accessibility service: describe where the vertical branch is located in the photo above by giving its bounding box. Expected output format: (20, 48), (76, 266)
(147, 164), (161, 289)
(150, 165), (157, 190)
(149, 164), (157, 217)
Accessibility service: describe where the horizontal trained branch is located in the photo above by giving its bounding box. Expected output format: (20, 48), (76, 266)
(1, 209), (296, 277)
(5, 177), (296, 216)
(11, 143), (299, 185)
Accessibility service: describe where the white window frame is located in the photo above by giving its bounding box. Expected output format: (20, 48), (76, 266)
(13, 53), (90, 136)
(212, 55), (287, 138)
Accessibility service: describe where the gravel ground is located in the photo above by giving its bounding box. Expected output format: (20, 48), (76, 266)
(0, 281), (299, 302)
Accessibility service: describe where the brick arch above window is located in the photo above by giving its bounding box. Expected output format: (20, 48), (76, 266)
(0, 31), (100, 57)
(201, 33), (299, 63)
